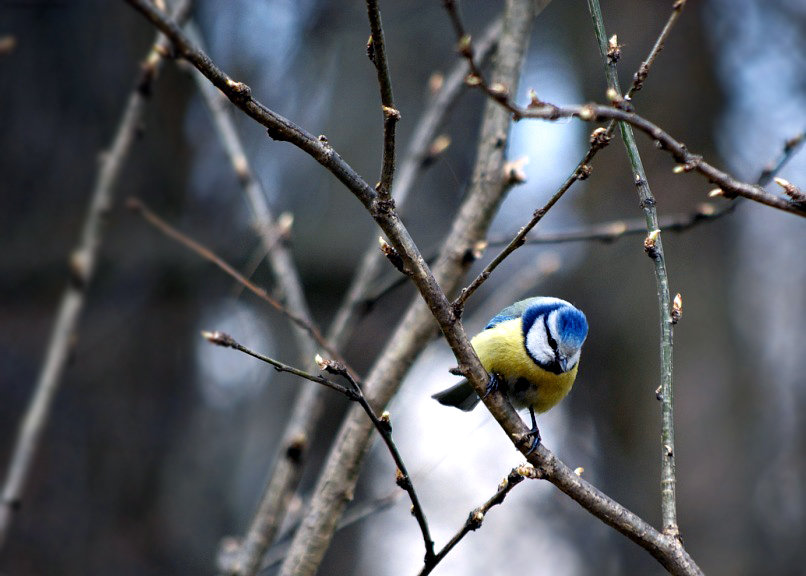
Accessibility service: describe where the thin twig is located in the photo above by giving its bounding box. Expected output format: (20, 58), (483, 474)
(203, 332), (435, 564)
(326, 15), (502, 350)
(453, 157), (596, 311)
(125, 3), (702, 574)
(442, 2), (804, 217)
(419, 466), (530, 576)
(588, 0), (679, 537)
(627, 0), (688, 96)
(316, 357), (435, 564)
(448, 0), (690, 309)
(182, 23), (324, 575)
(278, 1), (540, 573)
(126, 197), (346, 369)
(493, 130), (805, 246)
(0, 0), (192, 550)
(365, 0), (399, 199)
(201, 332), (351, 396)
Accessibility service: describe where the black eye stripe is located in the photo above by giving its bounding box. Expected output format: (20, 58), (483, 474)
(543, 314), (559, 356)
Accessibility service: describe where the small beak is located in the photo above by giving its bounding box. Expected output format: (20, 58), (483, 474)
(558, 356), (568, 373)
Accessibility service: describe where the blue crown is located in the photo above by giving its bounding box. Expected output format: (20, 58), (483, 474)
(556, 307), (588, 347)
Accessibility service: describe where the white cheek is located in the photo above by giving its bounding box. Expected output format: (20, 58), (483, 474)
(525, 322), (554, 365)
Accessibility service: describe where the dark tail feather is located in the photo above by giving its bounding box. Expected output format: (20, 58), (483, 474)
(431, 379), (481, 412)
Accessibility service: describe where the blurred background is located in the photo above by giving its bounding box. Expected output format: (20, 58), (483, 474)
(1, 1), (804, 575)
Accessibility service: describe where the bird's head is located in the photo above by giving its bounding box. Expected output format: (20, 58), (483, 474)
(522, 299), (588, 374)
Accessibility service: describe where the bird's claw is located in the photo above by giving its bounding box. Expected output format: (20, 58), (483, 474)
(481, 373), (501, 400)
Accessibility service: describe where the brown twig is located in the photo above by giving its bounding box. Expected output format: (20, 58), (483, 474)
(181, 22), (324, 575)
(278, 1), (540, 573)
(418, 466), (530, 576)
(315, 356), (435, 564)
(365, 0), (399, 199)
(489, 130), (805, 247)
(449, 0), (690, 309)
(125, 3), (700, 574)
(202, 333), (435, 564)
(326, 16), (502, 351)
(441, 1), (804, 218)
(628, 0), (687, 95)
(0, 0), (192, 550)
(126, 197), (345, 368)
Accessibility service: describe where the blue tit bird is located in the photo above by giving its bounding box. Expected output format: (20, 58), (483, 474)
(432, 296), (588, 452)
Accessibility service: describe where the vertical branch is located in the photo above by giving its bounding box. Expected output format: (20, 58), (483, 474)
(327, 16), (501, 351)
(0, 0), (192, 551)
(587, 0), (679, 537)
(366, 0), (399, 199)
(277, 2), (539, 575)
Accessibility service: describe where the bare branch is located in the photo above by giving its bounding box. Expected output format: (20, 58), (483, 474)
(278, 1), (540, 573)
(442, 1), (804, 218)
(628, 0), (687, 95)
(204, 333), (435, 563)
(326, 15), (502, 350)
(449, 0), (692, 308)
(124, 3), (703, 574)
(365, 0), (399, 199)
(418, 465), (530, 575)
(126, 198), (347, 369)
(588, 0), (680, 538)
(0, 0), (192, 550)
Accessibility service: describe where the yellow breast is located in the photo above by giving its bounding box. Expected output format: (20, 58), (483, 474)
(471, 318), (578, 413)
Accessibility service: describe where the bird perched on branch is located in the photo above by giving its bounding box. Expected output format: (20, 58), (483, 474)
(432, 297), (588, 453)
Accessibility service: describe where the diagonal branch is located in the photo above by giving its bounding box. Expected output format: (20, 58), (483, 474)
(127, 198), (347, 370)
(418, 465), (530, 575)
(450, 0), (689, 308)
(202, 332), (435, 563)
(125, 3), (701, 574)
(180, 22), (325, 575)
(0, 0), (192, 550)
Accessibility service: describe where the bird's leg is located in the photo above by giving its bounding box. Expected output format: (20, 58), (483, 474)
(481, 372), (501, 400)
(524, 406), (542, 455)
